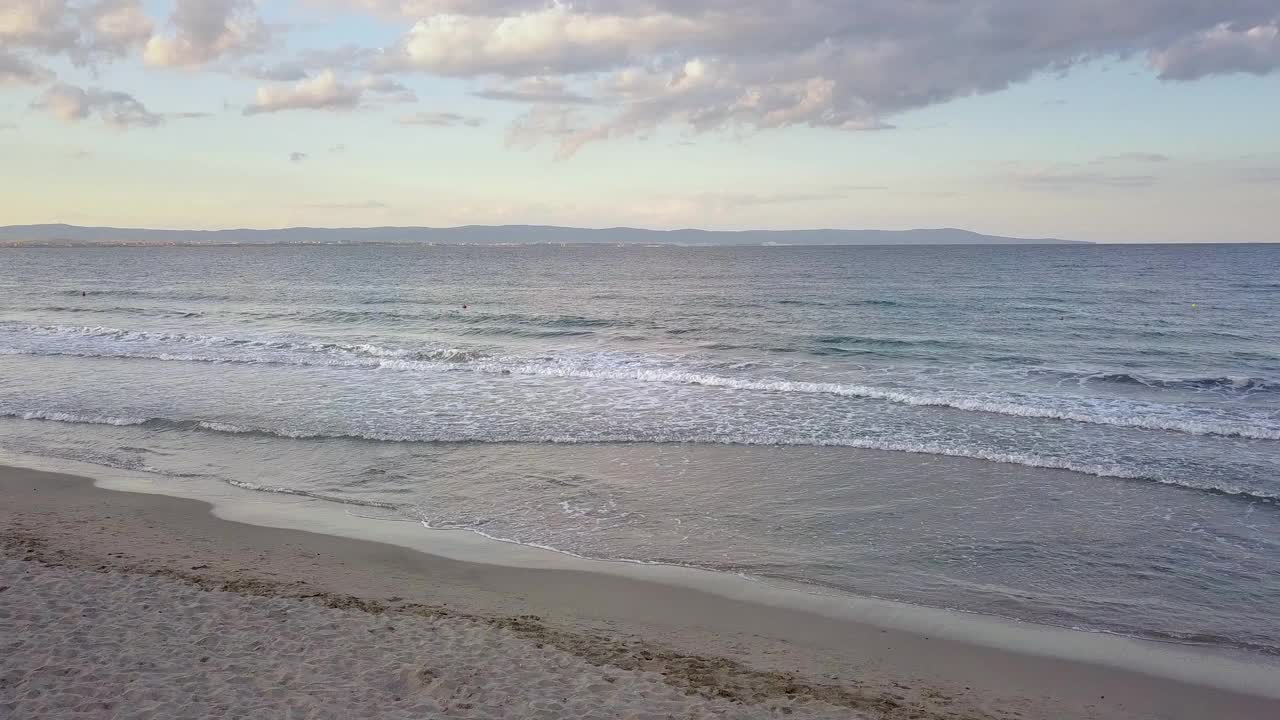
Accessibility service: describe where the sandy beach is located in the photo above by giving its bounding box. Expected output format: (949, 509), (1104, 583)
(2, 464), (1277, 719)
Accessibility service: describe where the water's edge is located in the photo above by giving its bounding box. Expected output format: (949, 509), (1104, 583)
(3, 448), (1278, 700)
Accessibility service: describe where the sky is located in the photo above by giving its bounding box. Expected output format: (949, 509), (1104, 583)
(2, 1), (1279, 242)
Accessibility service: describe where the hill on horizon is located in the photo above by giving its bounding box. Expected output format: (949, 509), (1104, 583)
(0, 224), (1086, 247)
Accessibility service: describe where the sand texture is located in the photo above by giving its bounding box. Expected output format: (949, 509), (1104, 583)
(0, 557), (857, 719)
(0, 556), (865, 717)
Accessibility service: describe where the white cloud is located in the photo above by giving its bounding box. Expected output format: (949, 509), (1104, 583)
(400, 111), (484, 127)
(242, 61), (309, 82)
(88, 0), (153, 55)
(537, 59), (893, 158)
(244, 70), (362, 114)
(339, 1), (1280, 155)
(504, 105), (585, 151)
(11, 0), (1280, 162)
(1152, 22), (1280, 80)
(329, 1), (532, 17)
(31, 83), (163, 128)
(359, 74), (417, 102)
(358, 75), (403, 92)
(392, 7), (701, 76)
(240, 71), (414, 114)
(144, 0), (267, 68)
(0, 50), (53, 85)
(474, 76), (596, 104)
(0, 0), (153, 62)
(0, 0), (76, 51)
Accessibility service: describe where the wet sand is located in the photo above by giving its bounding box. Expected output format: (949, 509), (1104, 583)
(2, 464), (1277, 719)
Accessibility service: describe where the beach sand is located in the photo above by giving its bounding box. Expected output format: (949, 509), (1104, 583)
(2, 465), (1277, 719)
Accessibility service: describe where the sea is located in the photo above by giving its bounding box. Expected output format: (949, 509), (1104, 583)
(1, 243), (1278, 656)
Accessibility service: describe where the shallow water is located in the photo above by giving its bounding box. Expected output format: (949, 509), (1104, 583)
(1, 243), (1277, 654)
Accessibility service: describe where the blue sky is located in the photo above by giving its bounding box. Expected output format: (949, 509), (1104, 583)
(2, 1), (1279, 242)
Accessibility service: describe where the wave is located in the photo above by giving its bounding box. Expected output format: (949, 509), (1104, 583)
(241, 307), (633, 329)
(4, 409), (1277, 504)
(770, 297), (902, 308)
(1084, 372), (1278, 393)
(777, 299), (832, 307)
(5, 324), (1279, 440)
(452, 314), (625, 329)
(1, 324), (488, 364)
(57, 289), (233, 302)
(813, 335), (954, 348)
(333, 342), (484, 363)
(359, 297), (439, 306)
(22, 305), (204, 319)
(221, 478), (402, 510)
(0, 345), (489, 374)
(462, 361), (1280, 440)
(451, 326), (597, 339)
(0, 409), (149, 426)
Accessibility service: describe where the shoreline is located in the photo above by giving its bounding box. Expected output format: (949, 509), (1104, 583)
(3, 460), (1279, 718)
(221, 461), (1278, 661)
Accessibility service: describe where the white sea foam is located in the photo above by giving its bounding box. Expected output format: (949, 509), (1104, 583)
(3, 323), (1278, 440)
(3, 407), (1276, 501)
(467, 361), (1280, 441)
(1, 410), (149, 426)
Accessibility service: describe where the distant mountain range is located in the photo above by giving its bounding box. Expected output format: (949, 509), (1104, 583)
(0, 224), (1087, 247)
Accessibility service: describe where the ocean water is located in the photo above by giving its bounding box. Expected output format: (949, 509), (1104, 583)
(1, 243), (1278, 654)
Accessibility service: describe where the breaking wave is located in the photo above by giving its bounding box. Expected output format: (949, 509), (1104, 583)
(3, 408), (1277, 504)
(3, 323), (1278, 440)
(0, 409), (149, 426)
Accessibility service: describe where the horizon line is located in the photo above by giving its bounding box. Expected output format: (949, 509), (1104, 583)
(5, 222), (1049, 236)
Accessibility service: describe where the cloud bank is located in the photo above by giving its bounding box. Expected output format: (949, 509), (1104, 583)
(4, 1), (1280, 158)
(365, 1), (1280, 154)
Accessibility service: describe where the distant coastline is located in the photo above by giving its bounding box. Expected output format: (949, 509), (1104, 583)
(0, 223), (1086, 247)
